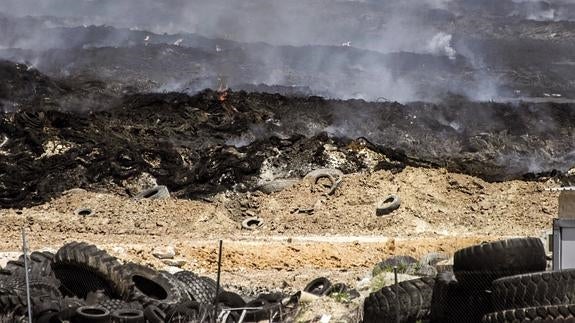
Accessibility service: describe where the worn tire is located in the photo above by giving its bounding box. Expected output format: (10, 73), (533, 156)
(73, 306), (111, 323)
(174, 271), (217, 305)
(483, 304), (575, 323)
(52, 242), (127, 299)
(363, 277), (435, 323)
(98, 298), (143, 312)
(135, 186), (169, 200)
(453, 238), (546, 288)
(492, 270), (575, 312)
(118, 263), (188, 309)
(304, 277), (332, 296)
(376, 194), (401, 216)
(430, 272), (457, 323)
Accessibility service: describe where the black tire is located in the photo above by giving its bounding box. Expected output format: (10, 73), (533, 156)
(143, 305), (166, 323)
(244, 299), (276, 322)
(0, 295), (62, 318)
(241, 217), (263, 230)
(216, 291), (246, 308)
(174, 271), (217, 305)
(135, 186), (169, 199)
(111, 309), (145, 322)
(430, 272), (456, 323)
(73, 306), (111, 323)
(118, 263), (188, 309)
(376, 194), (401, 216)
(483, 304), (575, 323)
(453, 238), (546, 288)
(492, 270), (575, 312)
(98, 299), (143, 312)
(52, 242), (127, 299)
(304, 277), (332, 296)
(363, 277), (435, 323)
(429, 271), (492, 323)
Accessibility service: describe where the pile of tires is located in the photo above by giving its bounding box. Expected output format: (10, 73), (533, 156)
(364, 237), (549, 323)
(0, 241), (263, 322)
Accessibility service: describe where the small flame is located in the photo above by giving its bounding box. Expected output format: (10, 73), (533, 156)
(217, 77), (228, 102)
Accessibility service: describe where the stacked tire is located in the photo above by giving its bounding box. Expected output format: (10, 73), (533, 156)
(0, 241), (230, 322)
(364, 237), (548, 323)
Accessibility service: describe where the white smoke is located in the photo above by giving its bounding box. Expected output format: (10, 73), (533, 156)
(426, 32), (456, 60)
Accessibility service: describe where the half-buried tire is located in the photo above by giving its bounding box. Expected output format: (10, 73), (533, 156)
(363, 277), (435, 323)
(118, 263), (188, 310)
(52, 242), (128, 299)
(453, 237), (546, 289)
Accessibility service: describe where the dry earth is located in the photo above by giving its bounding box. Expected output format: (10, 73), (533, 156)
(0, 166), (558, 296)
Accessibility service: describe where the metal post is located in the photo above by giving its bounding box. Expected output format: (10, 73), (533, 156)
(394, 266), (399, 323)
(22, 228), (32, 323)
(214, 240), (223, 322)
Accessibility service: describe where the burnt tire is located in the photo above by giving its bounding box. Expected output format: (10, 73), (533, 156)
(304, 277), (332, 296)
(174, 271), (217, 305)
(453, 238), (546, 288)
(52, 242), (127, 299)
(118, 263), (188, 309)
(492, 270), (575, 312)
(363, 277), (435, 323)
(483, 304), (575, 323)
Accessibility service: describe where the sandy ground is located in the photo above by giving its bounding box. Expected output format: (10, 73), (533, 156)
(0, 166), (558, 294)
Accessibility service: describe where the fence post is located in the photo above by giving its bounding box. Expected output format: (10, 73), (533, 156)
(22, 228), (32, 323)
(394, 266), (400, 323)
(214, 240), (223, 322)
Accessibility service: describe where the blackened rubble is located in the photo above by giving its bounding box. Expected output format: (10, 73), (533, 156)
(0, 63), (573, 208)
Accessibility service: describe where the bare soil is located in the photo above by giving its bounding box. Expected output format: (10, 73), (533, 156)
(0, 166), (557, 293)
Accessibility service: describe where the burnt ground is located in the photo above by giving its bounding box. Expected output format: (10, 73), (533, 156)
(1, 60), (574, 209)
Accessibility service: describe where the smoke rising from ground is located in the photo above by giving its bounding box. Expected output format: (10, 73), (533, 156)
(1, 0), (574, 102)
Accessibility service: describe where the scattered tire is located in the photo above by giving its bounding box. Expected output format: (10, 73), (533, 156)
(74, 207), (94, 216)
(453, 237), (546, 288)
(304, 168), (343, 195)
(492, 270), (575, 312)
(135, 186), (169, 200)
(118, 263), (188, 309)
(241, 217), (263, 230)
(376, 194), (401, 216)
(304, 277), (332, 296)
(483, 304), (575, 323)
(74, 306), (110, 323)
(174, 271), (217, 305)
(363, 277), (435, 323)
(52, 242), (128, 299)
(111, 309), (145, 322)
